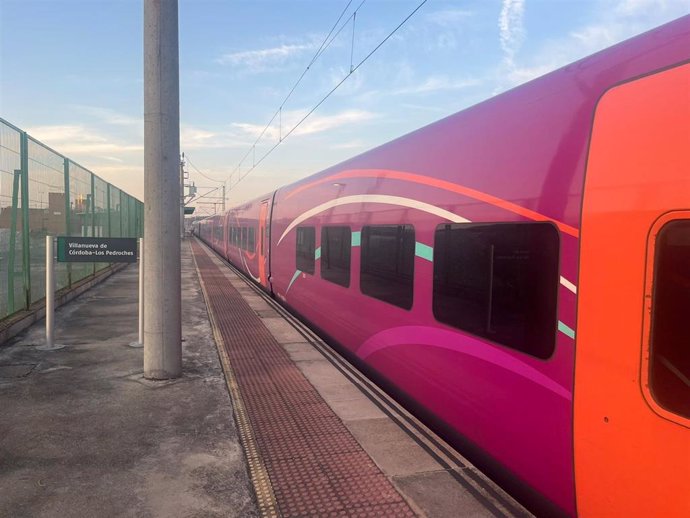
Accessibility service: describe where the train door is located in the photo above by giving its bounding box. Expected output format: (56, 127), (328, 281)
(258, 200), (269, 287)
(575, 63), (690, 517)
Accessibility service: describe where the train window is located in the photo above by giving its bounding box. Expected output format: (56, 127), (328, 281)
(296, 227), (315, 274)
(321, 226), (351, 287)
(248, 227), (255, 252)
(360, 225), (415, 309)
(232, 227), (238, 246)
(433, 222), (559, 359)
(241, 227), (248, 250)
(649, 220), (690, 419)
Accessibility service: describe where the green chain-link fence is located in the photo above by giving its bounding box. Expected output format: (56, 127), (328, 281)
(0, 117), (143, 321)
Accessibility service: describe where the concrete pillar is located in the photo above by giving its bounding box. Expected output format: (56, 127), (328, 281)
(143, 0), (182, 379)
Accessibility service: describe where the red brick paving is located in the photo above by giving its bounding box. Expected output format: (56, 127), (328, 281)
(192, 240), (416, 518)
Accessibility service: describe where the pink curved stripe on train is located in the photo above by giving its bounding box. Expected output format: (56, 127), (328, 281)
(357, 325), (572, 400)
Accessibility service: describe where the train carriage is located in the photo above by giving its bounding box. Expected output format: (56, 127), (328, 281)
(196, 16), (690, 518)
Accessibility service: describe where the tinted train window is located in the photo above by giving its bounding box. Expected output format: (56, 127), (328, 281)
(361, 225), (415, 309)
(650, 220), (690, 419)
(248, 227), (255, 252)
(321, 226), (351, 287)
(296, 227), (315, 274)
(241, 227), (248, 250)
(433, 223), (559, 359)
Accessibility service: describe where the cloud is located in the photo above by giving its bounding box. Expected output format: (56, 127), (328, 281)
(72, 106), (142, 128)
(498, 0), (690, 89)
(21, 123), (144, 197)
(355, 75), (480, 102)
(499, 0), (526, 69)
(232, 109), (377, 141)
(425, 8), (474, 28)
(614, 0), (675, 15)
(88, 164), (139, 175)
(181, 125), (251, 150)
(392, 76), (481, 95)
(400, 103), (450, 114)
(419, 8), (475, 50)
(330, 139), (367, 150)
(216, 40), (319, 71)
(24, 124), (143, 155)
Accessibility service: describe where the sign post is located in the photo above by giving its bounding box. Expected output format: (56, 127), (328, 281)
(130, 238), (144, 348)
(44, 236), (140, 349)
(46, 235), (53, 347)
(39, 236), (62, 350)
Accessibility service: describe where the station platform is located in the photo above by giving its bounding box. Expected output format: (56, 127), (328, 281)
(0, 238), (532, 518)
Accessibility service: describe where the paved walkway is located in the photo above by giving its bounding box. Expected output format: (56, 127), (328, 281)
(193, 239), (415, 518)
(0, 244), (257, 518)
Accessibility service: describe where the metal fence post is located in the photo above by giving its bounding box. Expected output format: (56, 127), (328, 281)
(20, 132), (30, 309)
(120, 190), (124, 237)
(107, 184), (111, 238)
(7, 169), (21, 315)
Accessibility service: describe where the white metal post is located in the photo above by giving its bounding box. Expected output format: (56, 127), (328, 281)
(39, 236), (64, 351)
(180, 157), (185, 239)
(45, 235), (54, 348)
(129, 237), (145, 348)
(138, 237), (144, 344)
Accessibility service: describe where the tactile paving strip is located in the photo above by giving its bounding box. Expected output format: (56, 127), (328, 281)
(192, 240), (416, 518)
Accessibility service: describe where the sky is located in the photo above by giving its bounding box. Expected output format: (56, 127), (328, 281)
(1, 0), (689, 214)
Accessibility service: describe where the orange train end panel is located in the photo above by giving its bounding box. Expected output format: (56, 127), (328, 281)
(576, 63), (690, 517)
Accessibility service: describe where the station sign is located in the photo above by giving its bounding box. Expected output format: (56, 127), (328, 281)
(57, 236), (138, 263)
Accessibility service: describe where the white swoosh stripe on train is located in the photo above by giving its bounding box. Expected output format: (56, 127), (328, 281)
(560, 276), (577, 294)
(277, 195), (470, 245)
(276, 194), (578, 294)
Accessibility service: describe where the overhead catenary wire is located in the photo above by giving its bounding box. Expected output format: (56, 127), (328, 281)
(229, 0), (429, 191)
(230, 0), (361, 182)
(185, 155), (226, 183)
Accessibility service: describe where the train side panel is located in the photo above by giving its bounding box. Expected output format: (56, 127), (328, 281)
(270, 165), (576, 515)
(198, 17), (689, 517)
(266, 18), (689, 517)
(575, 62), (690, 517)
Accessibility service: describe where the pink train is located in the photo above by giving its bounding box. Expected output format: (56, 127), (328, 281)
(194, 16), (690, 518)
